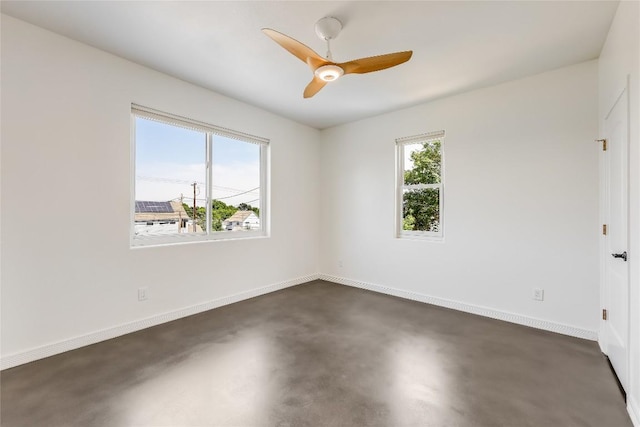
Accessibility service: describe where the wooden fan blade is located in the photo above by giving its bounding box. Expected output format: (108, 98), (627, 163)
(304, 76), (327, 98)
(262, 28), (325, 65)
(339, 51), (413, 75)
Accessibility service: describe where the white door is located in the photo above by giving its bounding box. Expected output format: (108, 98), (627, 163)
(604, 86), (629, 391)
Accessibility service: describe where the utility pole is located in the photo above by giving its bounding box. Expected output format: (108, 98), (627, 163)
(178, 194), (184, 233)
(192, 182), (197, 232)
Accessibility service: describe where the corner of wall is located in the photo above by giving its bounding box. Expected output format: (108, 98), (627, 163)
(629, 397), (640, 427)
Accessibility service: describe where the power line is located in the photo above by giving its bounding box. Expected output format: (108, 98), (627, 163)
(136, 176), (259, 196)
(170, 196), (207, 202)
(215, 187), (260, 200)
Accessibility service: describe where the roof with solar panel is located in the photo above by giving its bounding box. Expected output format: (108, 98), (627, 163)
(135, 201), (174, 213)
(134, 201), (189, 222)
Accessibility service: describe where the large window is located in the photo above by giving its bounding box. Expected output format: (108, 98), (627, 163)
(131, 105), (268, 246)
(396, 131), (444, 239)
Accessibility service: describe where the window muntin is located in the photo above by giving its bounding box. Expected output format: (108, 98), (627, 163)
(132, 106), (268, 246)
(396, 131), (444, 238)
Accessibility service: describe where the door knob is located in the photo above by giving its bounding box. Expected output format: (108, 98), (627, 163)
(612, 251), (627, 261)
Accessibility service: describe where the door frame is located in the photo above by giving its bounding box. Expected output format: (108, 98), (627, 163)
(599, 75), (631, 392)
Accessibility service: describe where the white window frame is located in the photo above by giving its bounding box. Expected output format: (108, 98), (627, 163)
(396, 131), (445, 240)
(130, 104), (269, 247)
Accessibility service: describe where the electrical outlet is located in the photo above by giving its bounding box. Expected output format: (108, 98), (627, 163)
(138, 287), (148, 301)
(338, 260), (343, 268)
(532, 288), (544, 301)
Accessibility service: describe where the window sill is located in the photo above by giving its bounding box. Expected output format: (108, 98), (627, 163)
(131, 231), (268, 248)
(397, 231), (444, 242)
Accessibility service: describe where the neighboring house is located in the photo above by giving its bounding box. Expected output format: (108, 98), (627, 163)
(134, 200), (200, 235)
(222, 210), (260, 231)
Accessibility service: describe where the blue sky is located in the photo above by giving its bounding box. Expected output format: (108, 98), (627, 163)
(135, 117), (260, 206)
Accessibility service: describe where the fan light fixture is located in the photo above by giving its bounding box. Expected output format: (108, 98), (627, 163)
(314, 64), (344, 82)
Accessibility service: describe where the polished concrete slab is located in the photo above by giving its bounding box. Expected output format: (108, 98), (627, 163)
(1, 280), (632, 426)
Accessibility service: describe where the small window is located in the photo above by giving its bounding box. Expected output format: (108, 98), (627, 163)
(396, 131), (444, 239)
(132, 105), (268, 246)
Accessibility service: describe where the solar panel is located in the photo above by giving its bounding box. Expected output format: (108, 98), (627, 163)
(135, 201), (174, 213)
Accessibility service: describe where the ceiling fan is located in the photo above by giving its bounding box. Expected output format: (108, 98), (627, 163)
(262, 17), (413, 98)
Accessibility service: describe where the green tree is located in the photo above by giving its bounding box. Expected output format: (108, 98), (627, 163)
(183, 203), (207, 232)
(211, 200), (238, 231)
(403, 140), (441, 232)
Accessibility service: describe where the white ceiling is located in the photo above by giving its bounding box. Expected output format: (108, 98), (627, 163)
(1, 1), (618, 129)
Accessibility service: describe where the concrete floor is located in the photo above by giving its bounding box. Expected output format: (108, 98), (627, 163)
(1, 280), (632, 426)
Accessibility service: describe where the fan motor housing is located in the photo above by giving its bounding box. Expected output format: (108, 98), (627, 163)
(315, 17), (342, 40)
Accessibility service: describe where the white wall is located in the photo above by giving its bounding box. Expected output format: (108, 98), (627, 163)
(599, 1), (640, 424)
(320, 61), (599, 336)
(0, 15), (320, 366)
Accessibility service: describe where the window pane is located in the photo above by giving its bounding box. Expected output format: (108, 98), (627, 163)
(211, 136), (261, 233)
(403, 140), (441, 185)
(402, 188), (440, 232)
(134, 117), (206, 237)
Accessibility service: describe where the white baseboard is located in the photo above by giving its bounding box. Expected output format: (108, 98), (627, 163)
(597, 327), (607, 353)
(2, 273), (599, 370)
(320, 274), (598, 341)
(629, 396), (640, 427)
(1, 274), (321, 370)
